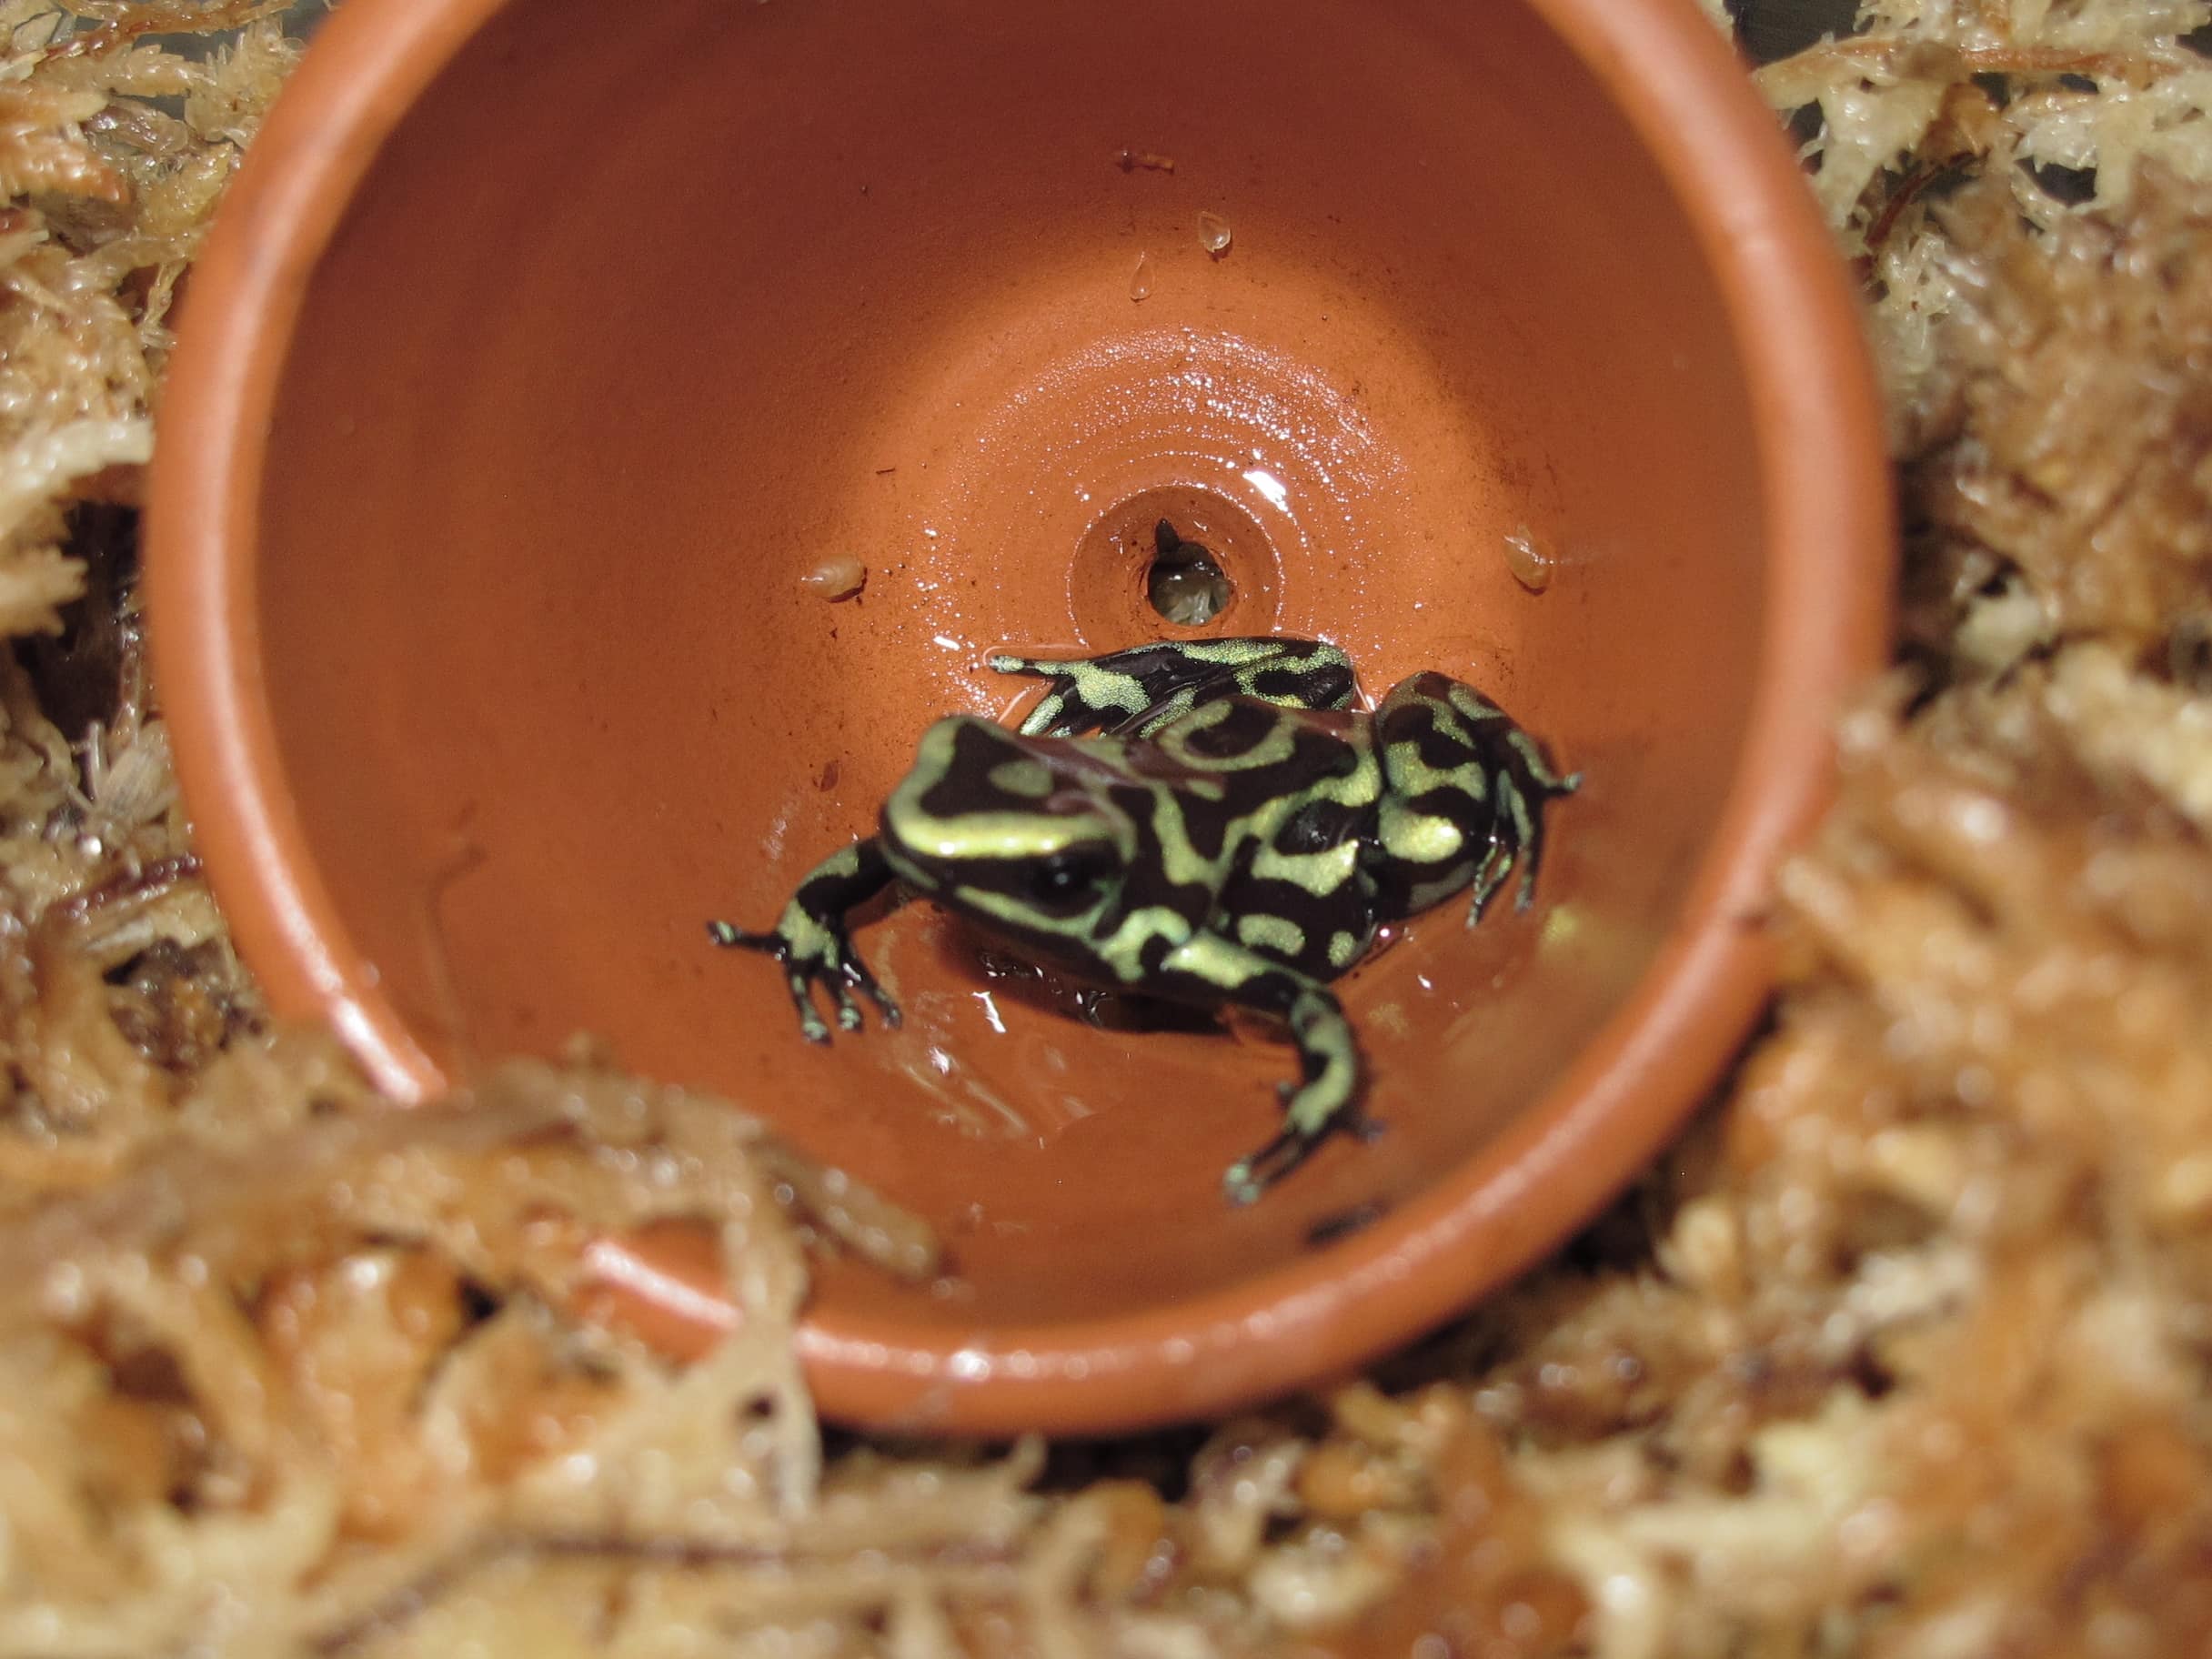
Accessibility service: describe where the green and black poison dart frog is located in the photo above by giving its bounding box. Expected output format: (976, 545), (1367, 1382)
(709, 637), (1578, 1204)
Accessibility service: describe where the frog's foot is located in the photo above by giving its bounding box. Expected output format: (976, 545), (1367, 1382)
(1222, 1126), (1310, 1207)
(986, 651), (1156, 739)
(708, 839), (904, 1041)
(1465, 835), (1517, 928)
(991, 638), (1355, 739)
(1490, 720), (1580, 918)
(1222, 985), (1361, 1204)
(1463, 754), (1584, 926)
(709, 913), (900, 1041)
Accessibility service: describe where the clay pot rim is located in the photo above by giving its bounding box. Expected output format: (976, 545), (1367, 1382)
(147, 0), (1891, 1433)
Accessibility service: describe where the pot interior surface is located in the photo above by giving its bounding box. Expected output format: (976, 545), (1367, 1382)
(251, 0), (1763, 1335)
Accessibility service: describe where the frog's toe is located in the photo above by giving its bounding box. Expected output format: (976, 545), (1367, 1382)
(834, 956), (900, 1030)
(1464, 844), (1515, 927)
(1222, 1160), (1264, 1207)
(785, 980), (832, 1042)
(829, 968), (890, 1033)
(1222, 1127), (1310, 1205)
(1513, 863), (1542, 912)
(708, 919), (771, 951)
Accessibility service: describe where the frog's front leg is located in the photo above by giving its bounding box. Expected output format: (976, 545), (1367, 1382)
(708, 839), (902, 1042)
(990, 637), (1356, 739)
(1155, 932), (1362, 1204)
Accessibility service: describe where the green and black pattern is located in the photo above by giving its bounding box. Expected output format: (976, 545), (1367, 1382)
(711, 638), (1578, 1204)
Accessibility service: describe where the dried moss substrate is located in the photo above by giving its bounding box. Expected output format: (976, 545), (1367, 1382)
(1, 2), (2210, 1654)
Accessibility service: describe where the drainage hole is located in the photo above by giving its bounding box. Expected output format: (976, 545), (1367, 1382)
(1145, 518), (1233, 626)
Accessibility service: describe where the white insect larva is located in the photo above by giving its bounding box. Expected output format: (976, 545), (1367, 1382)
(1503, 525), (1553, 593)
(799, 553), (867, 600)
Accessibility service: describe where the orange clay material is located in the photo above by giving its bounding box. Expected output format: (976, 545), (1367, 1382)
(148, 0), (1890, 1432)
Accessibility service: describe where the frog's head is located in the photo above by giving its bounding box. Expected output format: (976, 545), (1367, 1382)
(879, 716), (1134, 942)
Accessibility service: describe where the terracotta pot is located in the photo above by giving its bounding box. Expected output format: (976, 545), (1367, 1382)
(148, 0), (1889, 1433)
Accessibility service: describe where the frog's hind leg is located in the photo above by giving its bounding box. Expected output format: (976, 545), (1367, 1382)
(1222, 982), (1364, 1202)
(990, 638), (1356, 739)
(1372, 672), (1580, 927)
(1152, 931), (1362, 1203)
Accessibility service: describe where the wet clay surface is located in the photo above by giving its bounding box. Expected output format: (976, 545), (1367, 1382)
(152, 0), (1889, 1427)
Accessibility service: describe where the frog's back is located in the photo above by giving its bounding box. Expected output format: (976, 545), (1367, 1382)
(1142, 699), (1384, 980)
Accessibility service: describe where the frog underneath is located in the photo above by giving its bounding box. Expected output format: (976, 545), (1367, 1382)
(709, 638), (1578, 1204)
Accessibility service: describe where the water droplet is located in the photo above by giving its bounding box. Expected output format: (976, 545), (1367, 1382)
(1129, 252), (1153, 302)
(1198, 211), (1233, 256)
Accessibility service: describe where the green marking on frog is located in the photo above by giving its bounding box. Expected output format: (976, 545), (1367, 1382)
(988, 757), (1055, 799)
(1376, 801), (1468, 868)
(1237, 913), (1306, 958)
(709, 638), (1578, 1203)
(1248, 838), (1363, 898)
(1382, 739), (1488, 803)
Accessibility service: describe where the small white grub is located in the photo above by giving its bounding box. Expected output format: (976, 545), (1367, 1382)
(1503, 525), (1554, 593)
(798, 553), (867, 600)
(1197, 210), (1232, 256)
(1129, 252), (1153, 302)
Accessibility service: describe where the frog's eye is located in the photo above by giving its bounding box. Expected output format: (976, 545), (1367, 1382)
(1026, 846), (1111, 909)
